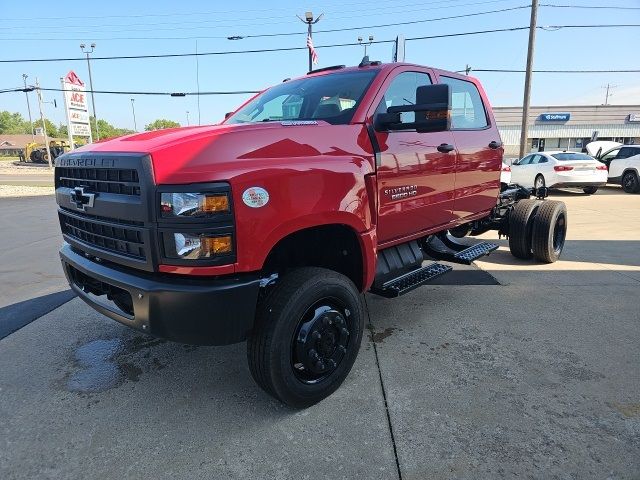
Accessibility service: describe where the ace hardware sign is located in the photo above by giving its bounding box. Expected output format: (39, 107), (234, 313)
(62, 71), (92, 144)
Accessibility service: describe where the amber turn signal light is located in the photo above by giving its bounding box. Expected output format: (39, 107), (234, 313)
(202, 235), (233, 255)
(201, 194), (230, 213)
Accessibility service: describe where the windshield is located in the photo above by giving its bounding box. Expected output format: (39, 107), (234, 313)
(225, 70), (378, 125)
(551, 153), (594, 161)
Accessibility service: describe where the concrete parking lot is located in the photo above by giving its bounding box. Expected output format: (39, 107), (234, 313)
(0, 187), (638, 479)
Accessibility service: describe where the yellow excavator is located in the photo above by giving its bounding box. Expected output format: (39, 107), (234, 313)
(22, 140), (71, 163)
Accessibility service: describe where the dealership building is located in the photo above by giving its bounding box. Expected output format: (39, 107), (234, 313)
(493, 104), (640, 157)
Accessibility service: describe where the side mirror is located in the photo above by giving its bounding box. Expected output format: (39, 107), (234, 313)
(224, 112), (233, 119)
(374, 84), (451, 133)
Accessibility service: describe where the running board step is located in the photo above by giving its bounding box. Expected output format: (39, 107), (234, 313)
(370, 262), (452, 298)
(423, 234), (499, 265)
(452, 242), (499, 264)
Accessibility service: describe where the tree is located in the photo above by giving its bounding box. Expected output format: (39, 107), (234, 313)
(0, 111), (31, 134)
(89, 117), (135, 140)
(32, 118), (59, 137)
(145, 119), (180, 131)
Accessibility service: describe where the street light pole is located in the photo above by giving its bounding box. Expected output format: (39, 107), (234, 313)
(130, 98), (137, 131)
(297, 11), (323, 72)
(22, 74), (35, 142)
(80, 43), (99, 141)
(186, 110), (190, 126)
(519, 0), (538, 159)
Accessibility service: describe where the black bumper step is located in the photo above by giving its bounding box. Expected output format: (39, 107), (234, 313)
(453, 242), (499, 265)
(370, 262), (452, 298)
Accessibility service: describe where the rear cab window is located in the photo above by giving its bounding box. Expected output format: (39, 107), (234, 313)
(439, 76), (489, 129)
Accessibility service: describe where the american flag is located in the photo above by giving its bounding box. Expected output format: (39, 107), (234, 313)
(307, 34), (318, 65)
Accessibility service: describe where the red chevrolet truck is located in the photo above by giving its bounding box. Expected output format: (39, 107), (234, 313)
(55, 61), (567, 407)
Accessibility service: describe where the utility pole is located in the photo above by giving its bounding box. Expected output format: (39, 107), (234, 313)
(603, 83), (617, 105)
(130, 98), (137, 131)
(186, 110), (190, 126)
(22, 74), (35, 142)
(297, 11), (323, 72)
(35, 78), (53, 169)
(519, 0), (538, 159)
(80, 43), (99, 141)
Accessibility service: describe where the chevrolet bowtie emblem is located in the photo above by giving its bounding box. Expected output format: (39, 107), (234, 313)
(70, 186), (96, 211)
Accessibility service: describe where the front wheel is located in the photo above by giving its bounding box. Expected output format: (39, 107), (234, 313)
(535, 174), (546, 190)
(582, 186), (598, 195)
(247, 267), (364, 408)
(622, 171), (640, 194)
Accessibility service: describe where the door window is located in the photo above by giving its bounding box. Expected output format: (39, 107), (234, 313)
(439, 76), (488, 129)
(600, 148), (621, 162)
(375, 71), (432, 124)
(518, 155), (533, 165)
(618, 147), (640, 159)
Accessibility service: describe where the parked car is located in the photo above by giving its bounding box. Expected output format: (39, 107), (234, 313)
(594, 144), (640, 194)
(510, 151), (608, 194)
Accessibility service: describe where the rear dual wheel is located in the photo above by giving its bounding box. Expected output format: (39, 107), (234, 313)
(509, 199), (567, 263)
(247, 267), (364, 408)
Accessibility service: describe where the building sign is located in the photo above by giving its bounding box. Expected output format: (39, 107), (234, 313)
(539, 113), (571, 122)
(62, 70), (92, 146)
(628, 114), (640, 123)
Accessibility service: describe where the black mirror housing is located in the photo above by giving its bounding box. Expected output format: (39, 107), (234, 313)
(374, 84), (451, 133)
(224, 112), (233, 119)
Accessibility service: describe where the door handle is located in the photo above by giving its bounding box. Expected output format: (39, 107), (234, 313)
(489, 140), (502, 149)
(437, 143), (455, 153)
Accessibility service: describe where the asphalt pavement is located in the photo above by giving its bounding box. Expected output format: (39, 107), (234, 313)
(0, 187), (638, 479)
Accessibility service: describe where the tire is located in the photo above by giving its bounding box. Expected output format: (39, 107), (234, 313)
(247, 267), (364, 408)
(582, 186), (598, 195)
(534, 174), (546, 190)
(508, 199), (541, 259)
(621, 171), (640, 194)
(30, 150), (43, 163)
(531, 201), (567, 263)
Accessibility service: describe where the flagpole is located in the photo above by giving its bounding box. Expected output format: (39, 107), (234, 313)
(297, 12), (323, 72)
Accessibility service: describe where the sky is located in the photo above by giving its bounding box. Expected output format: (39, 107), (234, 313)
(1, 0), (638, 132)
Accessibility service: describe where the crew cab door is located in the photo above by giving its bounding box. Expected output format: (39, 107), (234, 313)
(369, 69), (457, 243)
(438, 75), (503, 221)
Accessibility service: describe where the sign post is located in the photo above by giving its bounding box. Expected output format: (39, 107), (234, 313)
(62, 71), (93, 148)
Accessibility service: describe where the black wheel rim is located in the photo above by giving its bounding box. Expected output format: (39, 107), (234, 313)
(623, 174), (636, 190)
(291, 298), (352, 385)
(552, 212), (566, 254)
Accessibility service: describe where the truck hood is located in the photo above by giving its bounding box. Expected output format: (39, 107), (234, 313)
(69, 122), (374, 185)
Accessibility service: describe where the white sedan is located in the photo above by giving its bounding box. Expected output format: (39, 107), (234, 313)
(510, 151), (608, 194)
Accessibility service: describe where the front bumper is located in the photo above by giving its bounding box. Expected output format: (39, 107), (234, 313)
(60, 244), (260, 345)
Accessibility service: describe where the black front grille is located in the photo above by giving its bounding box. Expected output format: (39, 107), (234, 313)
(60, 211), (146, 260)
(56, 167), (141, 196)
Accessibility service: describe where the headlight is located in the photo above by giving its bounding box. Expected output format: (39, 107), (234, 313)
(168, 233), (233, 259)
(160, 192), (229, 217)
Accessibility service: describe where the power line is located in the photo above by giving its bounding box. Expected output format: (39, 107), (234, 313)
(468, 69), (640, 72)
(1, 67), (637, 98)
(0, 0), (514, 22)
(541, 4), (640, 10)
(0, 2), (527, 41)
(3, 24), (638, 64)
(0, 87), (261, 96)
